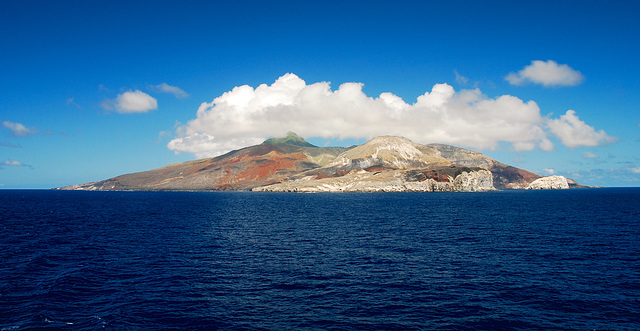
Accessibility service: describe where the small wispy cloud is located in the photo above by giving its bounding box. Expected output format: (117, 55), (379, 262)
(454, 70), (469, 86)
(66, 97), (82, 109)
(102, 90), (158, 114)
(116, 90), (157, 113)
(583, 151), (599, 159)
(0, 141), (22, 148)
(0, 160), (31, 169)
(506, 60), (585, 87)
(543, 168), (555, 175)
(152, 83), (189, 99)
(568, 167), (640, 185)
(156, 130), (173, 143)
(2, 121), (38, 137)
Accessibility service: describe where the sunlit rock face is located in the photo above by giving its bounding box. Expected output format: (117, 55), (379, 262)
(253, 168), (495, 192)
(425, 143), (542, 189)
(526, 176), (570, 190)
(325, 136), (451, 171)
(253, 136), (496, 192)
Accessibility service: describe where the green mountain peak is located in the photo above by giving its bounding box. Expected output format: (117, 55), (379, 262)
(263, 131), (316, 147)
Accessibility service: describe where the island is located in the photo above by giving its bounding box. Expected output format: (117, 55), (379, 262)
(58, 132), (585, 192)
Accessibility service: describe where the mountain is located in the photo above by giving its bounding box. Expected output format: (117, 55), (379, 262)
(263, 131), (316, 147)
(58, 133), (579, 192)
(60, 133), (350, 191)
(254, 136), (494, 192)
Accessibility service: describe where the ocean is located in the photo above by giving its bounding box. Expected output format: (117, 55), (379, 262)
(1, 189), (639, 330)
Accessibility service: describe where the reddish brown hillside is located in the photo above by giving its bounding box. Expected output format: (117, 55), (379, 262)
(61, 135), (349, 191)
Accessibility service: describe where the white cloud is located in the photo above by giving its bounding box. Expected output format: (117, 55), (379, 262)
(100, 99), (115, 111)
(0, 160), (29, 168)
(454, 70), (469, 85)
(543, 168), (555, 175)
(168, 74), (561, 158)
(153, 83), (189, 99)
(115, 90), (158, 113)
(583, 151), (599, 159)
(167, 73), (613, 158)
(66, 97), (82, 109)
(0, 141), (22, 148)
(631, 167), (640, 174)
(506, 60), (585, 87)
(2, 121), (38, 137)
(167, 133), (263, 158)
(547, 110), (616, 148)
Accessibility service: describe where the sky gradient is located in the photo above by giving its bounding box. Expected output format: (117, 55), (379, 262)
(1, 0), (639, 188)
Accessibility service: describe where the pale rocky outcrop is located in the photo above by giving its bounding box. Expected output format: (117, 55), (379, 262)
(526, 175), (570, 190)
(253, 169), (495, 192)
(327, 136), (451, 170)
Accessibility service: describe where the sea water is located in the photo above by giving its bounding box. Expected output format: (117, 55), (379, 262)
(1, 189), (639, 330)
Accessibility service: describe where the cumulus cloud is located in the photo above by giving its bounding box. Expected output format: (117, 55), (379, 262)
(169, 73), (580, 158)
(506, 60), (585, 87)
(2, 121), (38, 137)
(547, 110), (616, 148)
(631, 167), (640, 174)
(167, 74), (615, 157)
(153, 83), (189, 98)
(114, 90), (158, 113)
(543, 168), (555, 175)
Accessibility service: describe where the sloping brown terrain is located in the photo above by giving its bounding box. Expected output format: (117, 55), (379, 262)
(61, 135), (350, 191)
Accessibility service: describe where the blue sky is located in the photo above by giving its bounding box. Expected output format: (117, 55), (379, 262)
(1, 0), (639, 188)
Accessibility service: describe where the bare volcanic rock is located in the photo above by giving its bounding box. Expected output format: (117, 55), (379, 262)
(426, 143), (542, 189)
(253, 167), (495, 192)
(58, 133), (349, 191)
(254, 137), (495, 192)
(324, 136), (452, 171)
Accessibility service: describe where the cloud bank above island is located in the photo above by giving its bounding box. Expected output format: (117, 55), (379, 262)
(168, 73), (614, 158)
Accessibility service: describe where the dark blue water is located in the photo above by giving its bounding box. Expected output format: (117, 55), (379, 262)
(1, 189), (639, 330)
